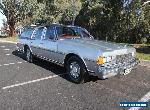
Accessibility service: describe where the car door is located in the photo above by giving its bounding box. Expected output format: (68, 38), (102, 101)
(18, 28), (34, 51)
(39, 26), (58, 61)
(30, 27), (44, 56)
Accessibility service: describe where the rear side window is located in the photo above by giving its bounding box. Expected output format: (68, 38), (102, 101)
(56, 26), (63, 37)
(20, 28), (34, 39)
(44, 27), (55, 40)
(34, 27), (44, 39)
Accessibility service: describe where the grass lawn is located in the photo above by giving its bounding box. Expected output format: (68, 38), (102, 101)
(136, 53), (150, 61)
(132, 44), (150, 61)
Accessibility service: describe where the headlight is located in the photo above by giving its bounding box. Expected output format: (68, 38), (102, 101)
(104, 56), (112, 63)
(97, 56), (114, 65)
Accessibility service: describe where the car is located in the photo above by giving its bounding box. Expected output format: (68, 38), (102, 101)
(17, 24), (139, 83)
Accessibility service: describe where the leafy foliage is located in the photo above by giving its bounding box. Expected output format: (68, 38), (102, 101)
(0, 0), (149, 43)
(75, 0), (150, 43)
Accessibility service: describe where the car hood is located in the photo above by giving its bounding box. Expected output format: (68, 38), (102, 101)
(65, 38), (128, 51)
(59, 38), (135, 59)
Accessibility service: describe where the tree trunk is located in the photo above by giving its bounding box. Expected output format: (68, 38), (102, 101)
(6, 0), (16, 37)
(8, 11), (15, 37)
(9, 25), (15, 37)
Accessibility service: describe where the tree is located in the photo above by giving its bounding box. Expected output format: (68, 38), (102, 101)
(0, 0), (81, 36)
(0, 0), (149, 43)
(34, 0), (81, 25)
(0, 0), (39, 36)
(75, 0), (150, 43)
(16, 0), (38, 26)
(75, 0), (124, 41)
(51, 0), (81, 24)
(124, 0), (150, 43)
(0, 0), (16, 36)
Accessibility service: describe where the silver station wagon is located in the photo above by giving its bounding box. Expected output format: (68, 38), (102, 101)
(17, 24), (139, 83)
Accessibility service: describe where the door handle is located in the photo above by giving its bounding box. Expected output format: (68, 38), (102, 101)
(31, 42), (33, 43)
(40, 43), (43, 44)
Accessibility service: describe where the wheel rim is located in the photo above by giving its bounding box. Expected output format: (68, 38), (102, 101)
(26, 49), (30, 61)
(69, 62), (80, 79)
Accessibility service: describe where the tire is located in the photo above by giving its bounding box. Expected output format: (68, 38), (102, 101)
(66, 56), (88, 84)
(25, 47), (33, 63)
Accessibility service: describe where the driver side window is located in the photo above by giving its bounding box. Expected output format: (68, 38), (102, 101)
(63, 27), (75, 36)
(56, 26), (76, 37)
(56, 26), (63, 37)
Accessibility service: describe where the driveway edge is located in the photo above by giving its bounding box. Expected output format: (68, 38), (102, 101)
(0, 40), (17, 44)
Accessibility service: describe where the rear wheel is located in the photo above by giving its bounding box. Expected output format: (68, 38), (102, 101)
(25, 47), (33, 63)
(66, 56), (88, 84)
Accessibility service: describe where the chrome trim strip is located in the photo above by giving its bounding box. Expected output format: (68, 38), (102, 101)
(33, 53), (64, 66)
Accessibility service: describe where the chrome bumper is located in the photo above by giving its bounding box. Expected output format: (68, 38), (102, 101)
(97, 58), (139, 79)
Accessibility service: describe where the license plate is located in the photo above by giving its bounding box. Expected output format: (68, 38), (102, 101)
(123, 68), (132, 75)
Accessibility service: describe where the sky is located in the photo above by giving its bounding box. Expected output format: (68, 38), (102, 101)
(0, 11), (6, 28)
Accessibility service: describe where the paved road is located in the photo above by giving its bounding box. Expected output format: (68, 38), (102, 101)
(0, 42), (149, 110)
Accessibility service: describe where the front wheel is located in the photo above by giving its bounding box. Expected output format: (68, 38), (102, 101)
(25, 47), (33, 63)
(66, 56), (88, 84)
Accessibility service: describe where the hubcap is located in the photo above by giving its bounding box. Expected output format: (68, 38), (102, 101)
(26, 49), (30, 61)
(70, 62), (80, 79)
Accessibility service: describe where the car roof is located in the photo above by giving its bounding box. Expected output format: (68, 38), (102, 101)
(38, 24), (64, 27)
(24, 24), (83, 30)
(23, 24), (63, 28)
(66, 25), (81, 28)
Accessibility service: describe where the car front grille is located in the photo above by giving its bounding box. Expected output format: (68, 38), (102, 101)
(116, 53), (133, 64)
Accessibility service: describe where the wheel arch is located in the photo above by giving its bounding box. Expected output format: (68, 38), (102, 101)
(64, 53), (87, 71)
(24, 45), (32, 53)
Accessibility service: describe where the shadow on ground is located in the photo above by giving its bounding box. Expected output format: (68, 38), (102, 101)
(12, 50), (99, 83)
(136, 46), (150, 54)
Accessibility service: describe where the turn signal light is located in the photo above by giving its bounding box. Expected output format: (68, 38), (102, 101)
(97, 56), (103, 65)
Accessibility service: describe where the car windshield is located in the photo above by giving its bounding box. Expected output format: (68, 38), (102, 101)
(70, 26), (93, 39)
(80, 28), (92, 38)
